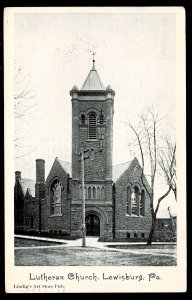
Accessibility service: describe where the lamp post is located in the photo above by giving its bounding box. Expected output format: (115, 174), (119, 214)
(80, 149), (86, 247)
(79, 148), (89, 247)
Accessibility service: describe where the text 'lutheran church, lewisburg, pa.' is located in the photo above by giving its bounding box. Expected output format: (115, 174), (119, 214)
(14, 58), (176, 241)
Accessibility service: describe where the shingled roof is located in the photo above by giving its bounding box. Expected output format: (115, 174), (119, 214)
(57, 158), (71, 175)
(112, 161), (133, 182)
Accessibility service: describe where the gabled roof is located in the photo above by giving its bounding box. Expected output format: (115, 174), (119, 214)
(113, 161), (132, 182)
(81, 65), (105, 91)
(20, 178), (35, 197)
(57, 158), (71, 175)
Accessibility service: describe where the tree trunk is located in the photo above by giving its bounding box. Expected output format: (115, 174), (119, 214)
(147, 214), (156, 245)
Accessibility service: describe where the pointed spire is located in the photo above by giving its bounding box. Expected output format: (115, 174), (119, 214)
(81, 53), (105, 90)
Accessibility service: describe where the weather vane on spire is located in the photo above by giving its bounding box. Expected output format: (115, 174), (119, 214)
(92, 51), (96, 69)
(92, 51), (96, 62)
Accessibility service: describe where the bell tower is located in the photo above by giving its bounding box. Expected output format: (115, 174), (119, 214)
(70, 56), (115, 239)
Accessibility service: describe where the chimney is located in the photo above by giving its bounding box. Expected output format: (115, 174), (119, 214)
(36, 159), (45, 183)
(15, 171), (21, 181)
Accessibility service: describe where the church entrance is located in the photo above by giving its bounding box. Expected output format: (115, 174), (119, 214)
(85, 214), (100, 236)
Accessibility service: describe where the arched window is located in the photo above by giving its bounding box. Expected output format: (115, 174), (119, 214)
(126, 187), (131, 215)
(99, 110), (104, 124)
(84, 187), (87, 199)
(97, 187), (100, 199)
(79, 186), (82, 199)
(101, 187), (105, 199)
(88, 187), (92, 199)
(88, 113), (97, 139)
(81, 114), (85, 124)
(140, 190), (145, 216)
(131, 186), (140, 216)
(91, 149), (94, 160)
(93, 187), (96, 199)
(50, 179), (62, 216)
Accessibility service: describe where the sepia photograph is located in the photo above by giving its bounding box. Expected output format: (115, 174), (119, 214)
(4, 7), (186, 293)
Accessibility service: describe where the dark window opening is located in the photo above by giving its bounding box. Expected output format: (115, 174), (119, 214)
(140, 190), (145, 216)
(141, 233), (145, 238)
(30, 215), (33, 230)
(127, 233), (130, 238)
(99, 110), (104, 124)
(134, 232), (137, 238)
(126, 187), (131, 215)
(81, 114), (85, 124)
(93, 187), (96, 199)
(88, 187), (91, 199)
(91, 149), (94, 160)
(88, 113), (97, 139)
(25, 218), (30, 226)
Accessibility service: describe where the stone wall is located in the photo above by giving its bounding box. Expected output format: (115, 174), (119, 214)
(114, 158), (152, 240)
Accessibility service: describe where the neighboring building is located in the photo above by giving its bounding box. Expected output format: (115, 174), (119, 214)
(14, 59), (176, 241)
(154, 208), (177, 241)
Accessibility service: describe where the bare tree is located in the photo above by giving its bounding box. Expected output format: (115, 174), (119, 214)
(14, 64), (37, 159)
(158, 135), (176, 200)
(129, 106), (176, 245)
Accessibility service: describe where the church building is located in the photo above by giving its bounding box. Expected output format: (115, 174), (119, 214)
(14, 58), (175, 241)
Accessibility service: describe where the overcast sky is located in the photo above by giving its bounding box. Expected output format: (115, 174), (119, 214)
(13, 8), (179, 213)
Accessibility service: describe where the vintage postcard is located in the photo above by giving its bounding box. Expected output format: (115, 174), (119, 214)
(4, 7), (186, 293)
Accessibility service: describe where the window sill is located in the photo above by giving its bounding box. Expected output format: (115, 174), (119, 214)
(126, 214), (145, 218)
(50, 214), (63, 217)
(86, 139), (98, 142)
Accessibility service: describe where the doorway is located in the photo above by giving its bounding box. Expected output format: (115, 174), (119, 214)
(85, 214), (100, 236)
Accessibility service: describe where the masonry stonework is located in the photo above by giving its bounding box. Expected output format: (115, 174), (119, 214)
(14, 61), (175, 242)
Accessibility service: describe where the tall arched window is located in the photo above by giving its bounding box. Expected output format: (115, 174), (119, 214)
(97, 187), (100, 199)
(140, 190), (145, 216)
(88, 187), (92, 199)
(131, 186), (140, 216)
(84, 187), (87, 199)
(93, 187), (96, 199)
(101, 187), (105, 199)
(126, 187), (131, 215)
(88, 113), (97, 139)
(79, 186), (82, 199)
(50, 179), (62, 216)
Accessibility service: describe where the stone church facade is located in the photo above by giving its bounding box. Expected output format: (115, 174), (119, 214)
(14, 60), (175, 241)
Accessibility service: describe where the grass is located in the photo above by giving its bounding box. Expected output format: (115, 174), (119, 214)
(15, 231), (79, 240)
(107, 244), (176, 250)
(14, 238), (64, 247)
(15, 245), (176, 266)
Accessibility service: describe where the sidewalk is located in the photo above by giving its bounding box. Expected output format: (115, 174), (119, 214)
(15, 234), (176, 249)
(15, 235), (176, 258)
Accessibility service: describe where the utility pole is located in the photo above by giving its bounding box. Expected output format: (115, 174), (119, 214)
(79, 148), (89, 247)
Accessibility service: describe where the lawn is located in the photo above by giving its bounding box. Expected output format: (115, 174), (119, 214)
(15, 237), (64, 247)
(15, 245), (177, 266)
(107, 244), (176, 250)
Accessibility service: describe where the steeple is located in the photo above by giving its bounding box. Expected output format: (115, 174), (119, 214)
(81, 53), (105, 91)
